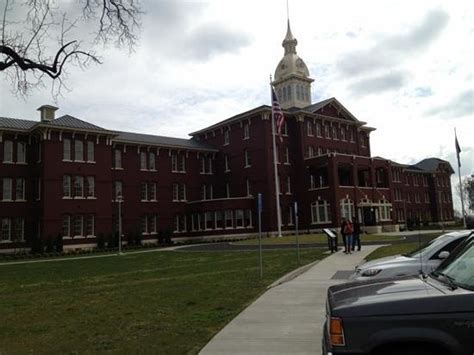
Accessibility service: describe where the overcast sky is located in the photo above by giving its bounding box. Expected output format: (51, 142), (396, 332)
(1, 0), (473, 211)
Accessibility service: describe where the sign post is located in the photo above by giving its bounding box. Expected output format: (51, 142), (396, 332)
(294, 201), (300, 265)
(258, 193), (263, 278)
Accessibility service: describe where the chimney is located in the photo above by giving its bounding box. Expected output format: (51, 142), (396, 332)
(37, 105), (58, 122)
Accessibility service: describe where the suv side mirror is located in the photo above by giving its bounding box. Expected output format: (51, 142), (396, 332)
(438, 251), (450, 260)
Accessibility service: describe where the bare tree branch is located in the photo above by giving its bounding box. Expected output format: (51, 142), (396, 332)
(0, 0), (141, 97)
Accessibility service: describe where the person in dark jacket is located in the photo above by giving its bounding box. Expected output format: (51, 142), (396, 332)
(352, 218), (361, 251)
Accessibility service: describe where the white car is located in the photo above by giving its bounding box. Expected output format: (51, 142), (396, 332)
(349, 230), (473, 281)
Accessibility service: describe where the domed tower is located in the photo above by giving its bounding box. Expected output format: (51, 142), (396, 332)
(272, 20), (314, 109)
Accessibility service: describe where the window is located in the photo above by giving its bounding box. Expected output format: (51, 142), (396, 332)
(244, 150), (251, 167)
(85, 215), (94, 236)
(224, 129), (230, 145)
(1, 218), (11, 241)
(236, 209), (244, 228)
(74, 176), (84, 197)
(324, 125), (330, 138)
(140, 151), (147, 170)
(73, 216), (84, 236)
(114, 181), (123, 199)
(349, 129), (354, 142)
(173, 183), (186, 201)
(316, 122), (322, 137)
(286, 176), (291, 194)
(12, 218), (23, 241)
(340, 199), (355, 220)
(311, 200), (331, 223)
(171, 153), (178, 172)
(149, 183), (156, 201)
(379, 200), (392, 221)
(282, 121), (288, 136)
(360, 134), (366, 147)
(224, 155), (230, 172)
(86, 176), (95, 198)
(63, 176), (71, 198)
(340, 127), (346, 141)
(225, 210), (233, 228)
(178, 155), (186, 172)
(243, 122), (250, 139)
(307, 121), (313, 136)
(244, 210), (252, 228)
(141, 215), (148, 234)
(62, 215), (71, 237)
(2, 178), (12, 200)
(114, 149), (122, 169)
(172, 183), (179, 201)
(332, 126), (338, 139)
(141, 182), (148, 201)
(149, 215), (157, 234)
(87, 141), (94, 162)
(205, 211), (214, 230)
(215, 211), (224, 229)
(61, 139), (71, 161)
(17, 142), (26, 163)
(74, 140), (84, 161)
(425, 193), (430, 203)
(306, 145), (314, 158)
(3, 140), (13, 162)
(246, 179), (251, 197)
(284, 147), (290, 164)
(149, 152), (156, 171)
(200, 156), (213, 174)
(15, 178), (25, 200)
(225, 183), (230, 198)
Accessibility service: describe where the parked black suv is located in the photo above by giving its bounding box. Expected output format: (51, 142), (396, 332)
(323, 234), (474, 355)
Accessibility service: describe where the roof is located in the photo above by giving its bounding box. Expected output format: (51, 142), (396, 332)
(44, 115), (111, 132)
(0, 117), (38, 130)
(115, 131), (218, 152)
(189, 105), (270, 136)
(303, 98), (335, 113)
(412, 158), (454, 174)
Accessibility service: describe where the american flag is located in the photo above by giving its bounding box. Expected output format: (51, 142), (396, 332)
(455, 131), (462, 167)
(272, 87), (285, 142)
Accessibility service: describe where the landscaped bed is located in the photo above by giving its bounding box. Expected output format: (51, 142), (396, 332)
(0, 248), (325, 354)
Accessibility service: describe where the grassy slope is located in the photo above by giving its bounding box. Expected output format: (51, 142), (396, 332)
(0, 248), (324, 354)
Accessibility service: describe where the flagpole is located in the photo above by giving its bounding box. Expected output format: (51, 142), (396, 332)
(270, 75), (283, 237)
(455, 128), (466, 228)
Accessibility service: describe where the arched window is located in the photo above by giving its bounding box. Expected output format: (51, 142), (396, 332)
(311, 200), (331, 224)
(287, 85), (292, 100)
(340, 199), (355, 220)
(296, 85), (301, 100)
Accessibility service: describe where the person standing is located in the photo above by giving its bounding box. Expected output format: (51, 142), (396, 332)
(352, 218), (361, 251)
(343, 219), (354, 254)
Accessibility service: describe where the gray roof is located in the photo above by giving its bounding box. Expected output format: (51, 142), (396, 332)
(303, 97), (335, 113)
(412, 158), (454, 173)
(115, 131), (218, 151)
(45, 115), (111, 132)
(0, 117), (38, 130)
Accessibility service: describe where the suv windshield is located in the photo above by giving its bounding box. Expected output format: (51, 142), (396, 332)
(404, 237), (446, 258)
(433, 237), (474, 291)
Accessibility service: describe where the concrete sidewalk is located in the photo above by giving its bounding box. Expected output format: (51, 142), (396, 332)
(200, 245), (382, 355)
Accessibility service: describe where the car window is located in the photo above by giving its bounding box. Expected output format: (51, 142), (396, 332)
(435, 238), (474, 290)
(405, 238), (446, 258)
(430, 238), (465, 260)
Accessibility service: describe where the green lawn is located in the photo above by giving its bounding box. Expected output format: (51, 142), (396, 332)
(234, 233), (403, 245)
(0, 248), (325, 354)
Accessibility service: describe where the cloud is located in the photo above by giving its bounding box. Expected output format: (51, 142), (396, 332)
(348, 71), (409, 96)
(182, 24), (251, 61)
(427, 89), (474, 119)
(413, 86), (434, 97)
(337, 9), (449, 76)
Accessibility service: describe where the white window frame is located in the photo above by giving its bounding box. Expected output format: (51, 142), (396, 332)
(149, 152), (156, 171)
(114, 149), (122, 169)
(244, 150), (251, 168)
(311, 200), (332, 224)
(15, 178), (25, 201)
(140, 151), (147, 170)
(86, 176), (95, 198)
(74, 176), (84, 198)
(243, 122), (250, 140)
(63, 139), (71, 161)
(1, 218), (11, 241)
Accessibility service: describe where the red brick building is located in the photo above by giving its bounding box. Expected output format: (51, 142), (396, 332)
(0, 22), (454, 252)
